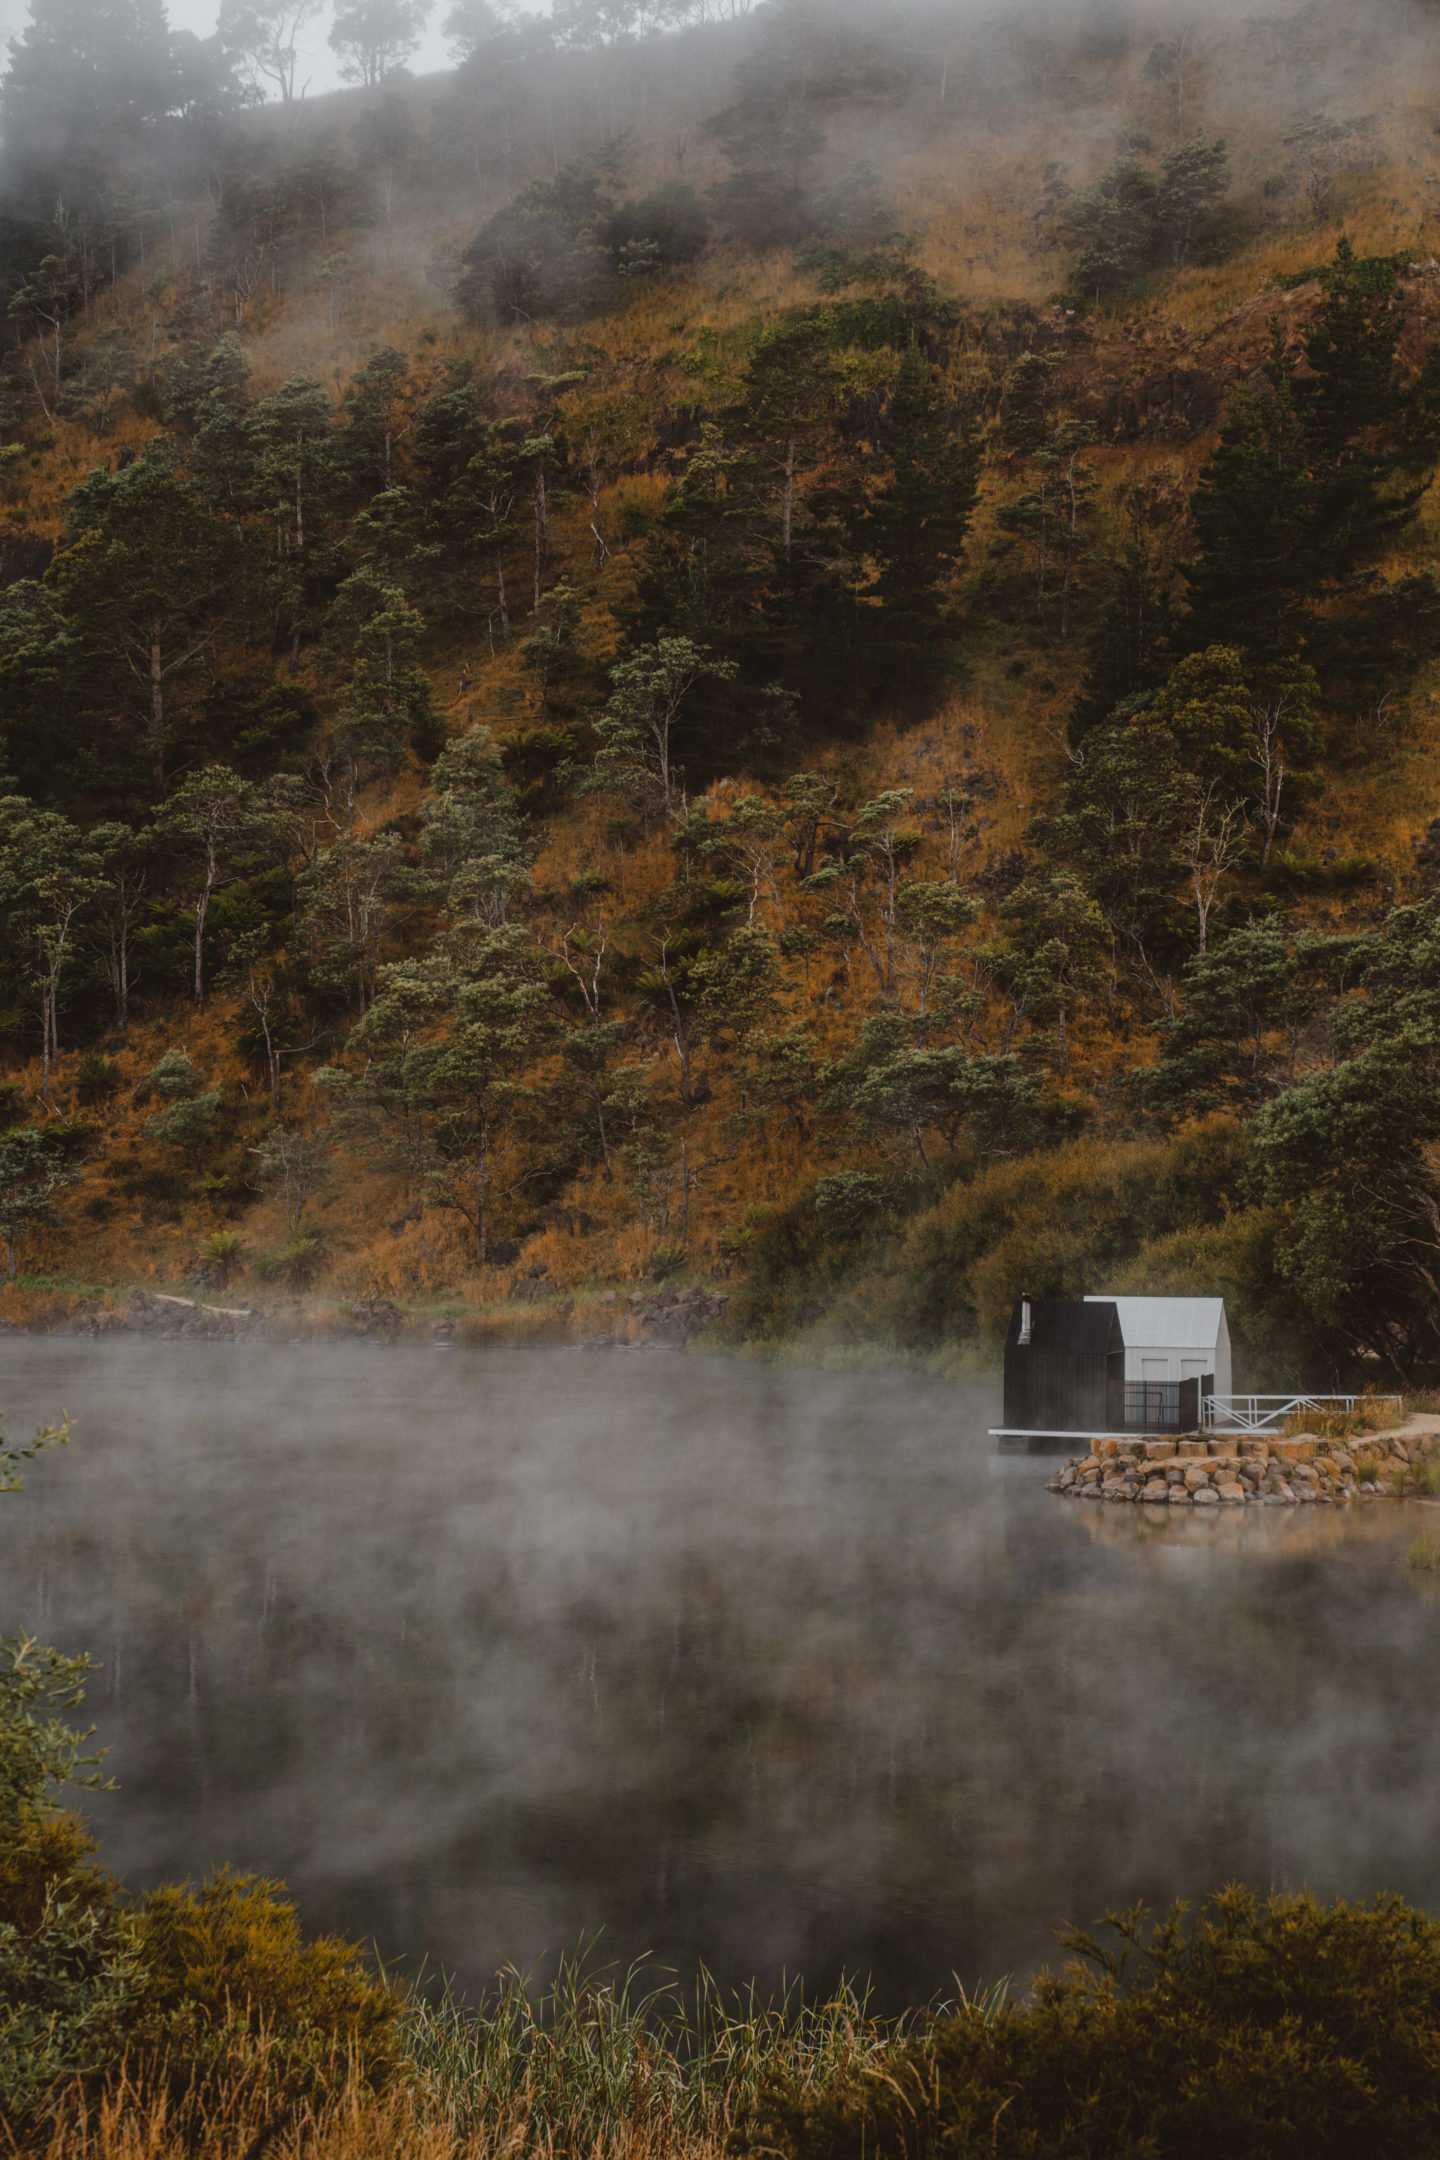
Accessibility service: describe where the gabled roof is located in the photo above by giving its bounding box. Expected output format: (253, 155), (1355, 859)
(1084, 1295), (1226, 1347)
(1008, 1298), (1122, 1355)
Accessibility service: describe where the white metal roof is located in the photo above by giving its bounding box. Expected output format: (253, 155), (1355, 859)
(1083, 1295), (1226, 1348)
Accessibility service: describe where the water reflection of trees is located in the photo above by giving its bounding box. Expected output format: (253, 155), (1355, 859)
(4, 1343), (1440, 2006)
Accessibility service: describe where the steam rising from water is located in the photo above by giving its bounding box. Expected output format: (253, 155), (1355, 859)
(3, 1337), (1439, 2002)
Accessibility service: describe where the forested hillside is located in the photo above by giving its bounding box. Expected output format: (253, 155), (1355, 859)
(2, 0), (1440, 1381)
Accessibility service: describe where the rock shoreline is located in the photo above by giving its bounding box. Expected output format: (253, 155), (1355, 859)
(13, 1282), (730, 1350)
(1047, 1421), (1440, 1506)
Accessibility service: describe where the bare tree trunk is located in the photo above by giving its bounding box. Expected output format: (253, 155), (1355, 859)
(194, 844), (216, 1006)
(39, 965), (50, 1115)
(781, 434), (795, 558)
(150, 638), (166, 785)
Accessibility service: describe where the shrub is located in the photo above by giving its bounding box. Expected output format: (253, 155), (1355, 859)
(75, 1052), (120, 1105)
(0, 1636), (401, 2134)
(134, 1871), (407, 2106)
(733, 1119), (1262, 1355)
(456, 160), (610, 324)
(0, 1628), (145, 2134)
(252, 1224), (324, 1288)
(196, 1229), (246, 1286)
(746, 1887), (1440, 2160)
(1284, 1394), (1399, 1440)
(135, 1048), (206, 1104)
(144, 1090), (222, 1164)
(602, 183), (709, 276)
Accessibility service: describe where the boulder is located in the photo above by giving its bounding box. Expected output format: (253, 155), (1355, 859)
(125, 1291), (256, 1341)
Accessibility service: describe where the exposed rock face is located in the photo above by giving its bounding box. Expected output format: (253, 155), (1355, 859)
(627, 1285), (729, 1345)
(115, 1292), (258, 1340)
(509, 1265), (553, 1304)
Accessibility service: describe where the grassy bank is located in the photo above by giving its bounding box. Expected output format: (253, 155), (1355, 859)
(23, 1882), (1440, 2160)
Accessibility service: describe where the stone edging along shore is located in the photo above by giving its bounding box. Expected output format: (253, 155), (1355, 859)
(0, 1283), (730, 1349)
(1047, 1417), (1440, 1506)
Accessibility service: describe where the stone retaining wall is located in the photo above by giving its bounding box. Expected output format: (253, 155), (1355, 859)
(1047, 1422), (1440, 1507)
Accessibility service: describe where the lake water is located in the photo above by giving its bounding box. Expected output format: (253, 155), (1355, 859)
(3, 1335), (1439, 2007)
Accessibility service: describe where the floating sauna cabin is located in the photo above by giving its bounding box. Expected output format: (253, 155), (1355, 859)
(1084, 1295), (1231, 1398)
(1002, 1297), (1125, 1436)
(999, 1293), (1228, 1440)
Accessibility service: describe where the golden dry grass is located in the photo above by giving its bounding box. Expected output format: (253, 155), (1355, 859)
(5, 3), (1440, 1317)
(37, 2088), (720, 2160)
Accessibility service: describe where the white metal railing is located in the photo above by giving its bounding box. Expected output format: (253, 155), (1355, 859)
(1203, 1393), (1403, 1434)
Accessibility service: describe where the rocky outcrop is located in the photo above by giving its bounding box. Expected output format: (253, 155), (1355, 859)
(343, 1299), (402, 1336)
(1047, 1422), (1440, 1506)
(108, 1291), (259, 1340)
(627, 1285), (729, 1345)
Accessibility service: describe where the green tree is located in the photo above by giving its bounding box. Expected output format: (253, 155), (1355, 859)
(737, 315), (840, 567)
(1184, 246), (1440, 661)
(419, 724), (529, 927)
(0, 0), (180, 220)
(690, 925), (786, 1110)
(1184, 361), (1314, 654)
(0, 1129), (78, 1279)
(218, 0), (322, 102)
(87, 822), (146, 1032)
(1068, 481), (1174, 744)
(340, 344), (412, 497)
(347, 956), (449, 1186)
(0, 799), (102, 1107)
(328, 0), (431, 85)
(412, 386), (528, 634)
(824, 1014), (1037, 1167)
(518, 578), (584, 728)
(244, 376), (342, 663)
(893, 880), (979, 1022)
(139, 1048), (222, 1171)
(421, 927), (551, 1262)
(1036, 719), (1193, 1010)
(329, 570), (436, 815)
(851, 344), (979, 683)
(814, 788), (922, 1000)
(984, 870), (1110, 1071)
(51, 454), (238, 785)
(1152, 924), (1366, 1115)
(251, 1124), (329, 1228)
(155, 765), (284, 1006)
(590, 637), (738, 824)
(0, 580), (82, 798)
(298, 831), (406, 1016)
(1298, 237), (1435, 582)
(1063, 138), (1232, 301)
(553, 1019), (628, 1181)
(1143, 645), (1254, 791)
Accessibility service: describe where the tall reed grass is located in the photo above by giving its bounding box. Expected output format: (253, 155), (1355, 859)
(34, 1951), (1009, 2160)
(398, 1946), (1005, 2142)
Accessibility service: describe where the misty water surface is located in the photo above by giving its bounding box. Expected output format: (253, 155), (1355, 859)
(3, 1335), (1440, 2004)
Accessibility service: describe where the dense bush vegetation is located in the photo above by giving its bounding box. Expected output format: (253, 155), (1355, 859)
(749, 1888), (1440, 2160)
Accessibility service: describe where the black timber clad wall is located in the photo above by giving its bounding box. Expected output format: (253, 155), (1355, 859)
(1003, 1299), (1125, 1431)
